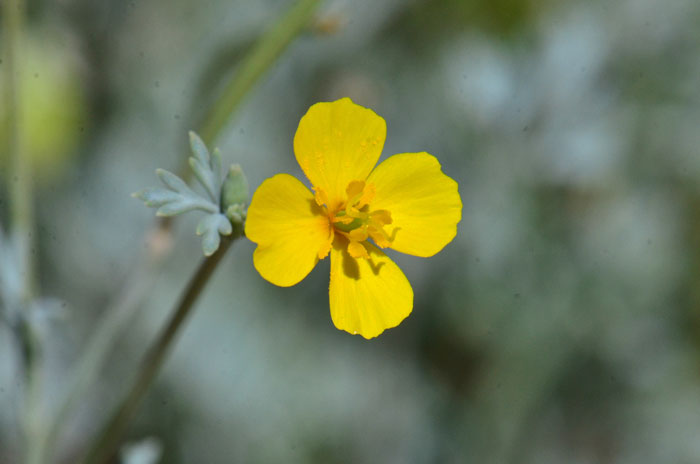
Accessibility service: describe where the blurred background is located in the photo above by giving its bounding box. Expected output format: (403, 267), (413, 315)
(1, 0), (700, 462)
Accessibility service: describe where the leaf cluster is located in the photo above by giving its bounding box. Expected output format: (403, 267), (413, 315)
(133, 132), (247, 256)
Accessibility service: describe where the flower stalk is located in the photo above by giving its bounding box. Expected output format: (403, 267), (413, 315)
(81, 234), (237, 464)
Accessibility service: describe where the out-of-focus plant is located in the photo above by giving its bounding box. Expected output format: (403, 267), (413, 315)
(0, 32), (87, 182)
(120, 437), (163, 464)
(1, 0), (324, 462)
(92, 97), (458, 464)
(81, 134), (247, 464)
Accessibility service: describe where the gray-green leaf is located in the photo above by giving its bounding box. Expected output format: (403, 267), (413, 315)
(131, 188), (181, 207)
(189, 131), (211, 165)
(132, 186), (218, 217)
(187, 132), (222, 202)
(154, 197), (217, 217)
(155, 169), (196, 195)
(134, 131), (244, 256)
(196, 213), (233, 256)
(188, 157), (218, 202)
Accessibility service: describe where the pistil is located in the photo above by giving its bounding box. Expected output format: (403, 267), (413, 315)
(314, 180), (393, 259)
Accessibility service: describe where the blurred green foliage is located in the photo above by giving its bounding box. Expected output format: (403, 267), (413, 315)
(0, 30), (87, 182)
(2, 0), (700, 463)
(399, 0), (551, 37)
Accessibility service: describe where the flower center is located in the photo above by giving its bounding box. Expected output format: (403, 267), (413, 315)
(314, 180), (392, 259)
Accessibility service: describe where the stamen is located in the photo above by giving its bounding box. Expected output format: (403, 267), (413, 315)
(370, 209), (392, 226)
(345, 180), (365, 201)
(345, 205), (368, 220)
(357, 183), (375, 208)
(347, 240), (369, 259)
(348, 228), (368, 242)
(326, 180), (395, 259)
(368, 225), (391, 248)
(313, 187), (330, 208)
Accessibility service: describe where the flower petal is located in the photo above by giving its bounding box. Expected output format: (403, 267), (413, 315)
(294, 98), (386, 210)
(329, 238), (413, 339)
(367, 152), (462, 257)
(245, 173), (331, 287)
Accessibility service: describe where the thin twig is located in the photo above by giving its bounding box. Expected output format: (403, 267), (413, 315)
(80, 235), (236, 464)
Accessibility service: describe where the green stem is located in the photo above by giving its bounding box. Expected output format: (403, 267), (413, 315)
(196, 0), (321, 147)
(3, 0), (34, 297)
(176, 0), (321, 182)
(2, 0), (43, 462)
(81, 235), (236, 464)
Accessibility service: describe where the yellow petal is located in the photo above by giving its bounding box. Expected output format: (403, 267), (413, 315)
(245, 173), (331, 287)
(368, 152), (462, 257)
(329, 238), (413, 339)
(294, 98), (386, 210)
(317, 228), (334, 260)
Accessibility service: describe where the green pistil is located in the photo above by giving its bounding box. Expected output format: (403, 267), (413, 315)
(333, 211), (363, 233)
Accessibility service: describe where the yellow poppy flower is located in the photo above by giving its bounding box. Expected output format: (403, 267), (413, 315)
(245, 98), (462, 339)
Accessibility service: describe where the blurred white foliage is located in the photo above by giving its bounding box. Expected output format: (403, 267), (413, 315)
(0, 226), (23, 321)
(441, 38), (516, 127)
(16, 0), (700, 461)
(537, 116), (628, 187)
(120, 437), (163, 464)
(536, 6), (609, 111)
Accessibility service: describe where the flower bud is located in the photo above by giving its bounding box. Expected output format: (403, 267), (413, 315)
(221, 164), (249, 224)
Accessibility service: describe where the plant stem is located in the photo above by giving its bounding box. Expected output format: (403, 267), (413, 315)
(42, 0), (322, 460)
(3, 0), (34, 297)
(2, 0), (43, 461)
(196, 0), (321, 147)
(175, 0), (321, 181)
(81, 235), (236, 464)
(36, 238), (168, 464)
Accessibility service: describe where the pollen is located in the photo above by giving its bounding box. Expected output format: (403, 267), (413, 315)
(313, 180), (393, 259)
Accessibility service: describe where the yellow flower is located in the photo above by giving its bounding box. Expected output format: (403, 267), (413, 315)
(245, 98), (462, 339)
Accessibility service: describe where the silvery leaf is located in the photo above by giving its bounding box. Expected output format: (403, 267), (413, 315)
(134, 131), (238, 256)
(155, 169), (195, 195)
(188, 157), (218, 202)
(188, 131), (210, 165)
(187, 132), (222, 202)
(196, 213), (233, 256)
(132, 188), (218, 217)
(154, 197), (218, 217)
(131, 188), (181, 207)
(211, 147), (223, 187)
